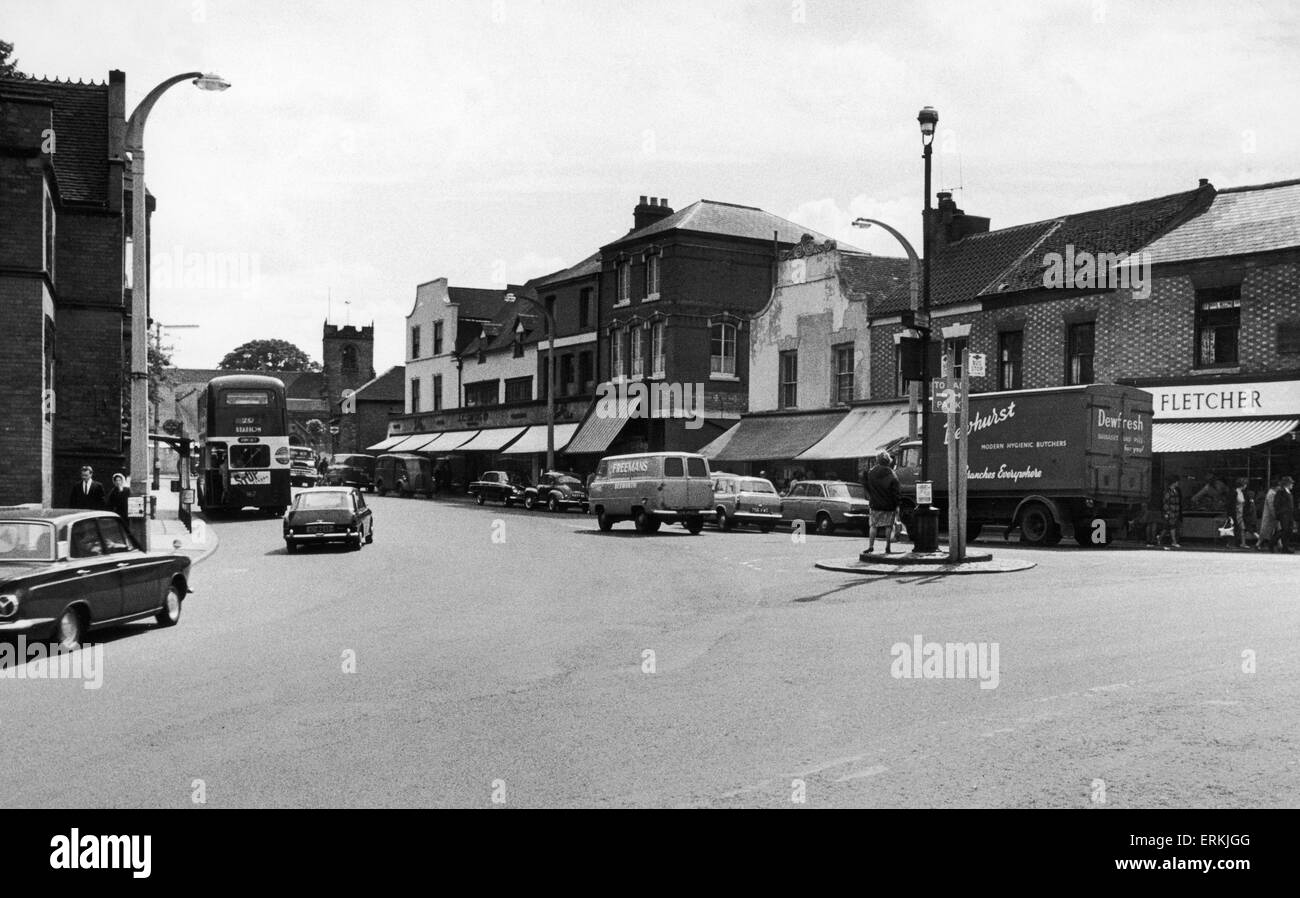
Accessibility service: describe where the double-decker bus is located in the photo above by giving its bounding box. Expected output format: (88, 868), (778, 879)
(196, 374), (292, 515)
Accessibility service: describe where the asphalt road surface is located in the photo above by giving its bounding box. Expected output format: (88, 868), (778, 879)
(3, 493), (1297, 808)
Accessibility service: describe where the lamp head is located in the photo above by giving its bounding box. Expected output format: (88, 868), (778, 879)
(193, 73), (231, 92)
(917, 106), (938, 146)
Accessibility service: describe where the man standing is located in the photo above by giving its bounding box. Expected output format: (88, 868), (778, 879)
(1273, 476), (1295, 554)
(864, 450), (901, 554)
(67, 465), (107, 510)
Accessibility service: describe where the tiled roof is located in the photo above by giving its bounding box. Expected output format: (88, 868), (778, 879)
(459, 304), (544, 356)
(352, 365), (405, 402)
(446, 286), (506, 321)
(873, 186), (1211, 315)
(0, 75), (111, 204)
(604, 199), (862, 250)
(838, 253), (914, 304)
(164, 367), (323, 398)
(527, 252), (602, 288)
(1139, 179), (1300, 265)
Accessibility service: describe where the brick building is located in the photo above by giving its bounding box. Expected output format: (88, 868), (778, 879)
(337, 364), (404, 455)
(0, 71), (134, 507)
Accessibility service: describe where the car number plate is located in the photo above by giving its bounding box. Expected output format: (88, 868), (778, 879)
(309, 524), (332, 533)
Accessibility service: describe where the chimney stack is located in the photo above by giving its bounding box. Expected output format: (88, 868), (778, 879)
(633, 194), (675, 231)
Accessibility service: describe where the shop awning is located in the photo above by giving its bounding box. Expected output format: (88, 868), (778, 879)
(403, 432), (452, 451)
(796, 404), (911, 461)
(422, 429), (482, 451)
(706, 410), (847, 463)
(1152, 418), (1298, 453)
(383, 433), (435, 452)
(565, 397), (642, 454)
(366, 434), (408, 451)
(456, 426), (528, 452)
(501, 423), (581, 455)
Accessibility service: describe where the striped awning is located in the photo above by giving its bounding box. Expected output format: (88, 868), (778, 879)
(796, 404), (911, 460)
(501, 423), (581, 455)
(420, 429), (481, 451)
(366, 434), (408, 451)
(706, 410), (847, 462)
(456, 427), (528, 452)
(565, 397), (642, 454)
(384, 433), (435, 452)
(1152, 418), (1297, 453)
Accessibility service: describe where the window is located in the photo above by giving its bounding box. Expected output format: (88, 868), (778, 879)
(710, 323), (736, 376)
(97, 517), (133, 554)
(630, 327), (645, 378)
(433, 321), (444, 355)
(411, 325), (421, 359)
(432, 375), (443, 411)
(513, 328), (525, 358)
(664, 456), (684, 477)
(646, 253), (660, 297)
(1195, 286), (1240, 367)
(998, 330), (1024, 390)
(779, 351), (798, 408)
(229, 445), (270, 468)
(945, 337), (968, 380)
(70, 520), (103, 558)
(687, 457), (708, 477)
(464, 380), (499, 407)
(610, 330), (625, 379)
(833, 344), (854, 404)
(560, 355), (575, 396)
(579, 351), (594, 393)
(894, 344), (907, 397)
(651, 322), (665, 376)
(341, 344), (358, 371)
(1279, 322), (1300, 355)
(545, 295), (557, 328)
(579, 288), (592, 329)
(1066, 322), (1095, 385)
(410, 377), (421, 412)
(505, 376), (532, 403)
(44, 188), (55, 279)
(617, 262), (631, 304)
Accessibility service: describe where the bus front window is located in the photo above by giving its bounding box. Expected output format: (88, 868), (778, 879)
(229, 445), (270, 469)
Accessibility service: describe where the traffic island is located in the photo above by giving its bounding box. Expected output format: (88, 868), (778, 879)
(815, 548), (1035, 575)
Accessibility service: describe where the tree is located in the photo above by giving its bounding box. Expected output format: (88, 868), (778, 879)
(218, 339), (321, 372)
(0, 41), (25, 79)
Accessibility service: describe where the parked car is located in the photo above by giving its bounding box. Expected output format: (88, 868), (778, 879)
(469, 471), (528, 506)
(283, 487), (374, 552)
(588, 452), (713, 534)
(374, 453), (432, 497)
(780, 480), (871, 535)
(324, 453), (375, 491)
(711, 473), (782, 532)
(0, 509), (191, 651)
(523, 472), (589, 513)
(289, 446), (321, 487)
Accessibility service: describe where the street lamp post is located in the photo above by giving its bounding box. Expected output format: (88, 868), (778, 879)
(504, 288), (557, 472)
(914, 105), (940, 553)
(125, 71), (229, 549)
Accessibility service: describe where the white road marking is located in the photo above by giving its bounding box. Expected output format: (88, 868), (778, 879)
(789, 754), (869, 777)
(835, 765), (889, 782)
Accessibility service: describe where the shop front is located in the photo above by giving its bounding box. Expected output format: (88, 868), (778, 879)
(1135, 377), (1300, 540)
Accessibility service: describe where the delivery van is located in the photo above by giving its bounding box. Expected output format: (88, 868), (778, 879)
(588, 452), (714, 534)
(374, 453), (433, 498)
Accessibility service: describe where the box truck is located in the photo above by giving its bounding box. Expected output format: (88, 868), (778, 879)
(885, 384), (1153, 546)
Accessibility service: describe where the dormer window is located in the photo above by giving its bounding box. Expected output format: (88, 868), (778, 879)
(513, 321), (525, 358)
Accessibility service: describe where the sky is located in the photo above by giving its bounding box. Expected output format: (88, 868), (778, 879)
(6, 0), (1298, 376)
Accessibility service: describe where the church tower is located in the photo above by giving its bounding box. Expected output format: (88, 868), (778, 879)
(322, 321), (375, 419)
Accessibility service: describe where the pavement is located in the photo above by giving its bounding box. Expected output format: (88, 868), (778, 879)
(146, 485), (220, 566)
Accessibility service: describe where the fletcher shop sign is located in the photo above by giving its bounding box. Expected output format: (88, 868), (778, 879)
(1144, 380), (1300, 420)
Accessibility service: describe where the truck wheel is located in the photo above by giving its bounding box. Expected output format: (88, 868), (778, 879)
(1019, 503), (1060, 546)
(685, 515), (705, 535)
(816, 513), (836, 535)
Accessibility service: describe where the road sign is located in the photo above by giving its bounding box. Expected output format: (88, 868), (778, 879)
(329, 425), (340, 435)
(968, 353), (987, 377)
(916, 481), (933, 505)
(932, 378), (961, 414)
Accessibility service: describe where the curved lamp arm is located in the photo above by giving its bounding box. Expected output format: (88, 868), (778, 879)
(851, 217), (920, 312)
(126, 71), (229, 149)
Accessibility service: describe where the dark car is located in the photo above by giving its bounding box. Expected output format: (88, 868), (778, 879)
(324, 453), (375, 491)
(0, 509), (192, 651)
(283, 487), (374, 552)
(469, 471), (527, 506)
(522, 472), (589, 513)
(780, 480), (871, 535)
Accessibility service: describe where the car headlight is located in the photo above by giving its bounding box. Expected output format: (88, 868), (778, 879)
(0, 593), (19, 617)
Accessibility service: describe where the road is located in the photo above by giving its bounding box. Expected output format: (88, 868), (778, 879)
(2, 493), (1297, 808)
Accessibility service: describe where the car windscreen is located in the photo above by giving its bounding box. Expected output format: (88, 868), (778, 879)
(294, 492), (352, 511)
(0, 521), (55, 561)
(739, 479), (777, 494)
(826, 483), (867, 499)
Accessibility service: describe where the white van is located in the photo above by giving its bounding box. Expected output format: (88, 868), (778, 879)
(588, 452), (714, 534)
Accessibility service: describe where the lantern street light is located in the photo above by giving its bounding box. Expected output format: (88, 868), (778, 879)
(504, 288), (557, 473)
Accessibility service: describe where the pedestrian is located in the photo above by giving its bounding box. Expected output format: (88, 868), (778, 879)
(1160, 473), (1182, 549)
(106, 472), (131, 522)
(67, 465), (107, 510)
(863, 450), (901, 554)
(317, 455), (330, 476)
(1257, 478), (1279, 551)
(1273, 476), (1295, 554)
(1232, 477), (1258, 548)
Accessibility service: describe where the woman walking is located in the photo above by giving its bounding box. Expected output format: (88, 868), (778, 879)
(1161, 474), (1183, 549)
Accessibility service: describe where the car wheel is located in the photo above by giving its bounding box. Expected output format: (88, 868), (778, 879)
(685, 515), (705, 535)
(55, 608), (84, 652)
(816, 513), (835, 535)
(285, 539), (297, 554)
(155, 584), (183, 628)
(351, 535), (363, 551)
(476, 493), (485, 506)
(548, 496), (560, 514)
(716, 507), (734, 531)
(634, 509), (657, 534)
(524, 494), (536, 510)
(365, 525), (374, 544)
(504, 496), (514, 507)
(597, 511), (615, 531)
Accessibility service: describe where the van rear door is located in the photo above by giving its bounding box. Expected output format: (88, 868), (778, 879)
(686, 456), (713, 509)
